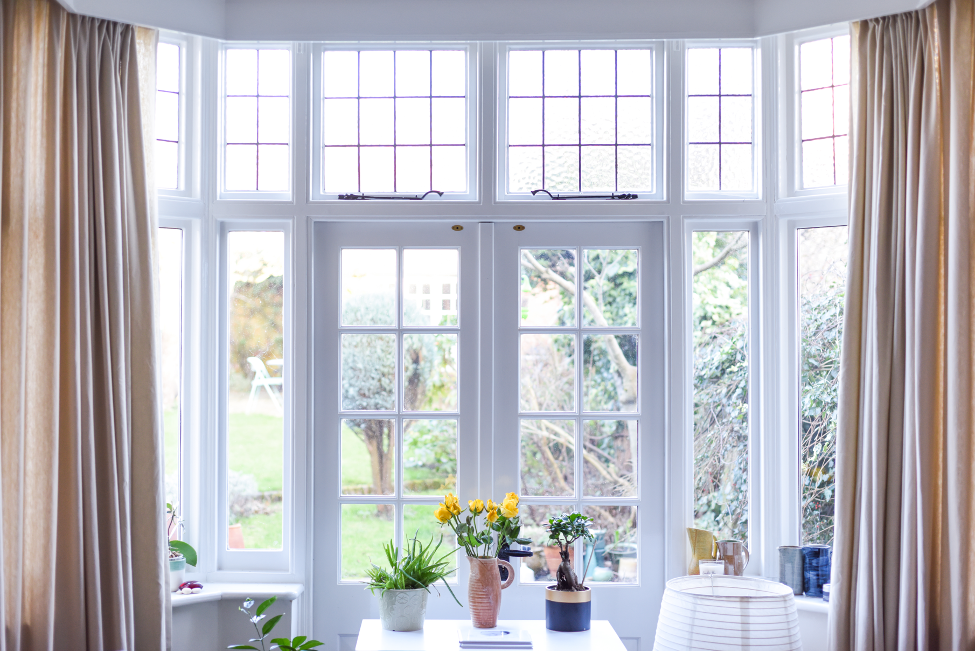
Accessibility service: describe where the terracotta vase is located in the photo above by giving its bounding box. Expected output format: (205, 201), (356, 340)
(467, 556), (514, 628)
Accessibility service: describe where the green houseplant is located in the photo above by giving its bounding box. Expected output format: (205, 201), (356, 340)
(166, 503), (197, 592)
(229, 596), (322, 650)
(544, 512), (596, 632)
(365, 534), (462, 631)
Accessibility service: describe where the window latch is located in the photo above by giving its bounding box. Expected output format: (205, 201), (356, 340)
(530, 189), (638, 200)
(338, 190), (444, 200)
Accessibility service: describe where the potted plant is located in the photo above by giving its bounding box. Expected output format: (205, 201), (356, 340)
(365, 535), (462, 632)
(166, 503), (198, 592)
(544, 512), (596, 632)
(229, 596), (322, 650)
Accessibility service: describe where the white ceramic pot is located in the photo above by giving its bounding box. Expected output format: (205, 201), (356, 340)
(169, 556), (186, 592)
(378, 588), (429, 632)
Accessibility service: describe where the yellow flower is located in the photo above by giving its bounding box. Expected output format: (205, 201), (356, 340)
(444, 493), (462, 515)
(500, 500), (519, 519)
(505, 492), (520, 506)
(435, 504), (452, 524)
(486, 509), (499, 524)
(469, 499), (484, 515)
(487, 499), (499, 512)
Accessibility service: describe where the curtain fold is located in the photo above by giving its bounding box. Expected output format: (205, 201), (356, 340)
(829, 0), (975, 649)
(0, 0), (167, 649)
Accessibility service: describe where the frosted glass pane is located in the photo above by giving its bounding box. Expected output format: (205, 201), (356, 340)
(323, 99), (358, 146)
(258, 97), (289, 143)
(360, 98), (394, 145)
(509, 147), (542, 192)
(581, 98), (614, 145)
(226, 97), (257, 143)
(520, 333), (575, 412)
(832, 36), (851, 86)
(509, 98), (542, 145)
(323, 147), (359, 192)
(720, 96), (752, 143)
(834, 136), (848, 185)
(432, 98), (466, 145)
(341, 248), (395, 326)
(580, 50), (615, 96)
(801, 88), (833, 140)
(720, 144), (751, 191)
(580, 146), (614, 191)
(225, 144), (257, 190)
(396, 50), (430, 96)
(432, 50), (466, 96)
(323, 51), (359, 98)
(396, 98), (430, 145)
(156, 140), (178, 190)
(226, 49), (257, 95)
(543, 98), (578, 145)
(800, 39), (833, 90)
(720, 48), (752, 95)
(834, 84), (849, 135)
(618, 146), (652, 192)
(157, 42), (180, 93)
(544, 50), (578, 96)
(396, 147), (430, 191)
(617, 97), (651, 144)
(802, 138), (834, 188)
(687, 48), (718, 95)
(432, 146), (466, 192)
(360, 147), (394, 192)
(520, 420), (575, 496)
(584, 334), (638, 411)
(404, 249), (459, 327)
(360, 51), (394, 97)
(258, 50), (290, 96)
(509, 50), (542, 96)
(687, 96), (719, 143)
(258, 145), (289, 191)
(617, 49), (651, 96)
(544, 146), (579, 192)
(156, 91), (179, 142)
(403, 334), (457, 410)
(688, 144), (718, 190)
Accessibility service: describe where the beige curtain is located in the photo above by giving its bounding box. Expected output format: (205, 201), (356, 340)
(829, 0), (975, 649)
(0, 0), (167, 649)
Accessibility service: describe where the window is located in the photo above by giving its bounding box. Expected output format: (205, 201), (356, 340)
(686, 47), (757, 196)
(225, 231), (286, 551)
(317, 48), (470, 197)
(691, 231), (750, 542)
(799, 36), (850, 188)
(222, 47), (291, 195)
(797, 226), (847, 545)
(158, 227), (184, 509)
(156, 42), (181, 190)
(504, 47), (658, 196)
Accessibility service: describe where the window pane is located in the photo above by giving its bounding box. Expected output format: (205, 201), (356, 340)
(580, 146), (615, 191)
(544, 50), (578, 96)
(156, 91), (179, 142)
(543, 98), (578, 144)
(360, 50), (394, 97)
(432, 146), (466, 192)
(341, 503), (394, 580)
(798, 226), (847, 546)
(581, 249), (637, 327)
(258, 97), (289, 143)
(225, 144), (257, 191)
(509, 98), (543, 145)
(688, 144), (719, 190)
(692, 231), (749, 543)
(520, 505), (570, 584)
(520, 249), (576, 327)
(431, 50), (466, 96)
(720, 144), (752, 191)
(342, 419), (395, 495)
(396, 50), (430, 96)
(580, 50), (615, 96)
(360, 98), (394, 145)
(342, 334), (396, 410)
(226, 97), (258, 143)
(323, 51), (359, 97)
(520, 420), (575, 497)
(583, 420), (637, 497)
(509, 50), (543, 96)
(227, 231), (285, 551)
(258, 49), (290, 96)
(159, 228), (183, 509)
(257, 145), (289, 191)
(583, 506), (638, 583)
(520, 333), (575, 412)
(396, 98), (430, 145)
(155, 140), (179, 190)
(802, 138), (834, 189)
(799, 36), (851, 189)
(226, 49), (258, 95)
(155, 42), (180, 191)
(431, 98), (466, 145)
(359, 147), (394, 192)
(403, 248), (458, 326)
(543, 146), (578, 192)
(617, 146), (652, 191)
(396, 146), (430, 192)
(508, 147), (542, 192)
(323, 147), (359, 192)
(799, 39), (832, 90)
(583, 334), (637, 412)
(616, 49), (651, 96)
(341, 248), (396, 326)
(719, 48), (752, 95)
(687, 96), (719, 143)
(403, 333), (458, 411)
(617, 97), (652, 144)
(687, 48), (718, 95)
(580, 97), (615, 145)
(157, 42), (180, 93)
(403, 419), (457, 495)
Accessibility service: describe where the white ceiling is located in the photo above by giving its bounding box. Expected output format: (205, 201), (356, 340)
(58, 0), (924, 41)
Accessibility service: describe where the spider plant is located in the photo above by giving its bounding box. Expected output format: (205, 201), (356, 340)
(364, 534), (463, 607)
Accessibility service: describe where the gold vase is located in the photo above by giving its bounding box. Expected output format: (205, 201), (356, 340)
(686, 527), (716, 575)
(467, 556), (514, 628)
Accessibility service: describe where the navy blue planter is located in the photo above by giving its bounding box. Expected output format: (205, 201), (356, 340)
(545, 587), (591, 632)
(802, 544), (832, 598)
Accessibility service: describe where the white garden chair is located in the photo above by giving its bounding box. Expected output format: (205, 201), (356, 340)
(246, 356), (283, 414)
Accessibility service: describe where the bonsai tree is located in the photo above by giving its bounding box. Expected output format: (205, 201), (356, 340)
(546, 513), (596, 592)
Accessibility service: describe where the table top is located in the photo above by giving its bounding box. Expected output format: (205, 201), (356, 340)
(355, 619), (626, 651)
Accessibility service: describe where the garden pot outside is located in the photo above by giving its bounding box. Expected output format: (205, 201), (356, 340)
(543, 545), (563, 577)
(168, 556), (186, 592)
(545, 586), (591, 632)
(378, 588), (428, 632)
(605, 543), (637, 572)
(467, 556), (514, 628)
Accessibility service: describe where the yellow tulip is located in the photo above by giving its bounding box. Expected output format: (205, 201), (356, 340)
(486, 509), (499, 524)
(434, 504), (452, 524)
(505, 492), (519, 505)
(469, 499), (484, 515)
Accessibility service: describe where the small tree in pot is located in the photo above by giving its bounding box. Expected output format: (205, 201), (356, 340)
(544, 513), (596, 632)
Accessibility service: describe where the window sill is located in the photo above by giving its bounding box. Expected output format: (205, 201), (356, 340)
(793, 594), (830, 614)
(171, 582), (304, 608)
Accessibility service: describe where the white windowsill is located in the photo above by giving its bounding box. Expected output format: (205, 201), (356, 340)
(793, 594), (830, 614)
(171, 582), (304, 608)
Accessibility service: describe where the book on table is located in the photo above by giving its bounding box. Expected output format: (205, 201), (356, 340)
(457, 625), (533, 649)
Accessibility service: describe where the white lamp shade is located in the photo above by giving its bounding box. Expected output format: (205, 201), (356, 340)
(654, 575), (801, 650)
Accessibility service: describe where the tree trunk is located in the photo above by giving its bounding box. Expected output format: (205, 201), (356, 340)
(361, 420), (394, 515)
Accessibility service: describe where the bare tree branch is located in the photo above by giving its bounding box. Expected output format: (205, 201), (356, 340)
(693, 233), (747, 276)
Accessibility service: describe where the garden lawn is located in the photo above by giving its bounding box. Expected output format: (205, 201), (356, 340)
(229, 411), (284, 492)
(237, 504), (283, 550)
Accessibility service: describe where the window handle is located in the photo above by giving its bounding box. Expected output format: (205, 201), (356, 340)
(529, 189), (638, 200)
(338, 190), (444, 200)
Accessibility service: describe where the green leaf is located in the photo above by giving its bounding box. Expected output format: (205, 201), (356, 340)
(262, 614), (284, 636)
(291, 636), (307, 647)
(168, 540), (197, 567)
(298, 640), (324, 650)
(228, 646), (259, 650)
(256, 596), (277, 617)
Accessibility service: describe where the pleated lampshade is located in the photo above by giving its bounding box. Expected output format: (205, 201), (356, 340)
(654, 575), (801, 650)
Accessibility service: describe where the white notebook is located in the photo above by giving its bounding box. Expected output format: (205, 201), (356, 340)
(458, 625), (533, 649)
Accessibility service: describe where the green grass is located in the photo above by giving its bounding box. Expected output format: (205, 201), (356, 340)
(228, 412), (284, 492)
(237, 505), (283, 550)
(341, 423), (451, 492)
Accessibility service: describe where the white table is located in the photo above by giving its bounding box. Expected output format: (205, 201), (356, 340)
(354, 619), (626, 651)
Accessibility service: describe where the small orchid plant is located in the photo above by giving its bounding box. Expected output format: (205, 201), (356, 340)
(229, 597), (322, 651)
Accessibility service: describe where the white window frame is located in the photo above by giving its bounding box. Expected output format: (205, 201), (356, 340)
(157, 31), (199, 200)
(778, 24), (850, 201)
(496, 41), (666, 202)
(309, 42), (479, 202)
(217, 42), (295, 202)
(217, 219), (293, 572)
(682, 40), (763, 202)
